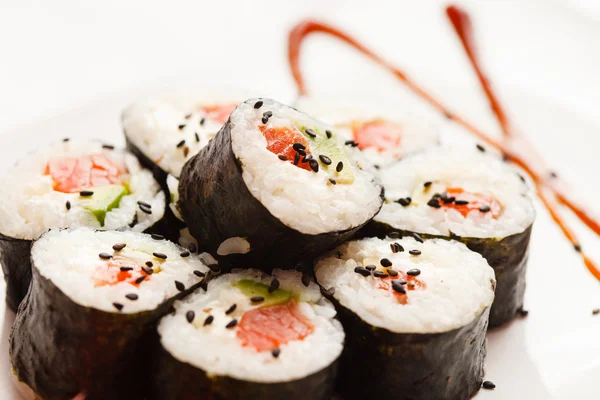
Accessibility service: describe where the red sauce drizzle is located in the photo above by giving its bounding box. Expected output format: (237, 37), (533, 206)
(287, 18), (600, 282)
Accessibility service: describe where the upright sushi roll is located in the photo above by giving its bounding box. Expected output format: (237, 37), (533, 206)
(178, 98), (383, 268)
(295, 95), (439, 169)
(10, 228), (210, 400)
(315, 236), (495, 400)
(0, 140), (166, 311)
(367, 146), (535, 327)
(152, 269), (344, 400)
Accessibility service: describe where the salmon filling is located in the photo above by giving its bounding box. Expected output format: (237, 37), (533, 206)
(46, 154), (122, 193)
(352, 119), (402, 152)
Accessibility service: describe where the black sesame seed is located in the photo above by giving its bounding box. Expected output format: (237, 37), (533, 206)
(102, 144), (115, 150)
(388, 231), (401, 239)
(365, 264), (376, 271)
(301, 154), (312, 163)
(344, 140), (356, 146)
(391, 243), (404, 253)
(139, 205), (152, 214)
(305, 128), (316, 138)
(294, 152), (300, 165)
(112, 243), (126, 251)
(387, 269), (399, 277)
(193, 270), (206, 278)
(325, 130), (332, 138)
(518, 308), (529, 317)
(297, 149), (306, 156)
(62, 137), (70, 142)
(225, 304), (237, 314)
(251, 296), (264, 303)
(264, 111), (273, 117)
(174, 281), (185, 291)
(336, 161), (343, 172)
(142, 266), (153, 275)
(254, 100), (263, 109)
(137, 200), (151, 208)
(455, 200), (469, 205)
(113, 302), (124, 311)
(412, 233), (424, 243)
(180, 251), (190, 258)
(392, 280), (407, 294)
(204, 315), (214, 326)
(549, 171), (558, 178)
(226, 319), (238, 329)
(354, 267), (371, 277)
(301, 274), (311, 287)
(427, 199), (441, 208)
(262, 116), (269, 124)
(178, 124), (186, 130)
(482, 381), (496, 390)
(292, 142), (306, 151)
(479, 205), (491, 213)
(397, 197), (411, 207)
(125, 293), (138, 301)
(409, 249), (421, 256)
(423, 181), (432, 188)
(176, 140), (186, 148)
(272, 348), (281, 358)
(195, 132), (200, 142)
(153, 252), (167, 260)
(319, 155), (332, 165)
(593, 309), (600, 315)
(189, 243), (198, 253)
(328, 178), (337, 185)
(208, 264), (221, 272)
(145, 261), (153, 267)
(476, 144), (485, 152)
(151, 234), (165, 240)
(278, 155), (288, 161)
(268, 278), (280, 293)
(373, 271), (388, 278)
(186, 310), (195, 323)
(99, 252), (112, 260)
(200, 118), (206, 126)
(65, 201), (71, 210)
(380, 258), (392, 267)
(135, 275), (146, 284)
(80, 190), (94, 197)
(120, 266), (133, 272)
(407, 268), (421, 276)
(574, 244), (582, 252)
(185, 113), (192, 119)
(309, 159), (319, 173)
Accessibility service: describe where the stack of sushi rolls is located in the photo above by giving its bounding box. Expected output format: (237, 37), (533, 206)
(315, 236), (495, 400)
(178, 98), (384, 268)
(152, 269), (344, 400)
(368, 146), (535, 326)
(0, 140), (166, 310)
(295, 95), (440, 170)
(9, 228), (210, 399)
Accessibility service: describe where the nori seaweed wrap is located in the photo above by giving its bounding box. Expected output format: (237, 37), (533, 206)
(314, 236), (495, 400)
(178, 98), (383, 269)
(150, 269), (344, 400)
(367, 146), (535, 327)
(9, 228), (210, 399)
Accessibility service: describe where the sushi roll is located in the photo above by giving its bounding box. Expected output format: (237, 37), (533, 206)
(178, 98), (383, 268)
(152, 269), (344, 400)
(367, 146), (535, 327)
(9, 227), (210, 400)
(295, 95), (439, 169)
(0, 140), (166, 311)
(314, 236), (495, 400)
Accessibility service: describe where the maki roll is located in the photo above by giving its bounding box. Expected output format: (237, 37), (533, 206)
(295, 95), (439, 169)
(0, 140), (166, 311)
(10, 227), (210, 400)
(178, 98), (383, 268)
(152, 269), (344, 400)
(315, 236), (495, 400)
(367, 146), (535, 327)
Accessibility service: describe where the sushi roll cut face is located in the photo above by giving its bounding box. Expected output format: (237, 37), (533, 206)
(0, 140), (165, 241)
(295, 96), (439, 168)
(122, 88), (256, 178)
(30, 228), (209, 312)
(376, 146), (535, 238)
(157, 269), (344, 388)
(229, 98), (382, 235)
(315, 237), (495, 333)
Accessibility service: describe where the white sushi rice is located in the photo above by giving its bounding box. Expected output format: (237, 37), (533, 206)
(158, 269), (344, 383)
(122, 87), (258, 177)
(377, 146), (535, 238)
(295, 95), (439, 168)
(230, 98), (382, 235)
(314, 237), (495, 333)
(0, 140), (165, 240)
(31, 228), (209, 313)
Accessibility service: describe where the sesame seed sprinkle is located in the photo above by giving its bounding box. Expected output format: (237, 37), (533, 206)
(427, 199), (441, 208)
(387, 269), (399, 277)
(301, 274), (311, 287)
(137, 200), (151, 208)
(455, 200), (469, 205)
(125, 293), (138, 301)
(120, 266), (133, 272)
(293, 142), (306, 151)
(354, 267), (371, 277)
(319, 155), (332, 165)
(153, 252), (167, 260)
(309, 159), (319, 173)
(336, 162), (343, 172)
(409, 249), (422, 256)
(80, 190), (94, 197)
(113, 243), (126, 251)
(294, 153), (300, 165)
(482, 381), (496, 390)
(139, 204), (152, 214)
(175, 281), (185, 291)
(329, 178), (336, 185)
(65, 201), (71, 210)
(251, 296), (264, 303)
(365, 265), (376, 271)
(397, 197), (411, 207)
(185, 114), (192, 119)
(177, 140), (186, 148)
(423, 181), (432, 188)
(195, 132), (200, 142)
(278, 155), (288, 161)
(407, 268), (421, 276)
(476, 144), (486, 152)
(200, 118), (206, 126)
(412, 233), (424, 243)
(479, 205), (491, 213)
(593, 309), (600, 315)
(225, 304), (237, 314)
(254, 100), (263, 109)
(180, 251), (190, 258)
(305, 128), (316, 138)
(178, 124), (186, 130)
(268, 278), (280, 293)
(204, 315), (214, 326)
(373, 271), (387, 278)
(186, 310), (195, 323)
(62, 137), (70, 142)
(380, 258), (392, 267)
(392, 280), (407, 294)
(102, 144), (115, 150)
(272, 348), (281, 358)
(325, 130), (332, 138)
(142, 266), (153, 275)
(151, 234), (164, 240)
(113, 303), (123, 311)
(193, 270), (205, 278)
(99, 252), (112, 260)
(135, 275), (146, 284)
(146, 261), (153, 267)
(226, 319), (238, 329)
